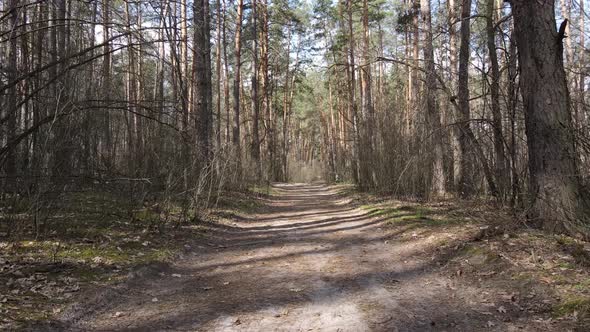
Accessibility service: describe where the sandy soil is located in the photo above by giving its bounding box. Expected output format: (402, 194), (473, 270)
(44, 183), (564, 331)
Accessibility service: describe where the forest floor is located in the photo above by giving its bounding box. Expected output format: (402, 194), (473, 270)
(3, 183), (590, 331)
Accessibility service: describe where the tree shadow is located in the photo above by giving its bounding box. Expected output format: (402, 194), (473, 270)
(39, 184), (553, 331)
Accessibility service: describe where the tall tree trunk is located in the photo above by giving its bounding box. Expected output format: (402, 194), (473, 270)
(457, 0), (474, 197)
(261, 0), (271, 181)
(410, 0), (419, 137)
(251, 0), (262, 181)
(216, 0), (223, 151)
(448, 0), (459, 191)
(5, 0), (19, 179)
(205, 0), (213, 161)
(510, 0), (589, 232)
(181, 0), (189, 114)
(194, 0), (212, 171)
(361, 0), (376, 188)
(31, 1), (45, 177)
(346, 0), (360, 185)
(136, 5), (145, 173)
(52, 0), (70, 178)
(507, 30), (521, 208)
(486, 0), (508, 199)
(83, 1), (98, 173)
(102, 0), (112, 167)
(222, 0), (230, 144)
(153, 2), (168, 176)
(421, 0), (445, 197)
(578, 0), (585, 131)
(282, 29), (293, 181)
(233, 0), (244, 175)
(124, 0), (137, 174)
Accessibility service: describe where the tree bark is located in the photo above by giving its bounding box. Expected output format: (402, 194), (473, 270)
(194, 0), (212, 170)
(486, 0), (508, 199)
(102, 0), (112, 166)
(5, 0), (19, 179)
(421, 0), (445, 197)
(346, 0), (360, 185)
(448, 0), (460, 191)
(233, 0), (244, 174)
(510, 0), (588, 232)
(216, 0), (223, 150)
(251, 0), (262, 181)
(457, 0), (474, 197)
(361, 0), (376, 188)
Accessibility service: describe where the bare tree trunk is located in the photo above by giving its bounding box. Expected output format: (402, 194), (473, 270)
(448, 0), (459, 191)
(31, 1), (45, 176)
(136, 5), (145, 173)
(153, 2), (168, 176)
(233, 0), (244, 175)
(102, 0), (112, 167)
(52, 0), (70, 178)
(5, 0), (19, 179)
(181, 0), (189, 114)
(124, 0), (137, 174)
(261, 0), (271, 181)
(281, 28), (292, 181)
(194, 0), (212, 170)
(251, 0), (262, 181)
(511, 0), (588, 232)
(507, 30), (522, 208)
(486, 0), (508, 199)
(346, 0), (360, 185)
(222, 0), (230, 144)
(361, 0), (376, 188)
(410, 0), (419, 137)
(421, 0), (445, 197)
(216, 0), (223, 150)
(457, 0), (474, 197)
(578, 0), (585, 131)
(83, 1), (98, 173)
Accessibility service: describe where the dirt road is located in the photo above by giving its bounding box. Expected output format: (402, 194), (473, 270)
(53, 184), (555, 331)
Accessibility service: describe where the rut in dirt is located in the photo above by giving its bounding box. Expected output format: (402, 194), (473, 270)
(54, 184), (544, 331)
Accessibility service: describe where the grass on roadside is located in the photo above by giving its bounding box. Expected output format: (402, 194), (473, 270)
(0, 188), (261, 329)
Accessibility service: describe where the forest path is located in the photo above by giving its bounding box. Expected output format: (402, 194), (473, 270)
(57, 183), (540, 331)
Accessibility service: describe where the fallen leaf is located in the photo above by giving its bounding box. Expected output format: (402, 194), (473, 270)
(113, 312), (123, 318)
(152, 297), (158, 302)
(172, 274), (182, 278)
(234, 318), (241, 325)
(497, 306), (506, 313)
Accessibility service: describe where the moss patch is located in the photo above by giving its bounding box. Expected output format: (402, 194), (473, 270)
(553, 297), (590, 318)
